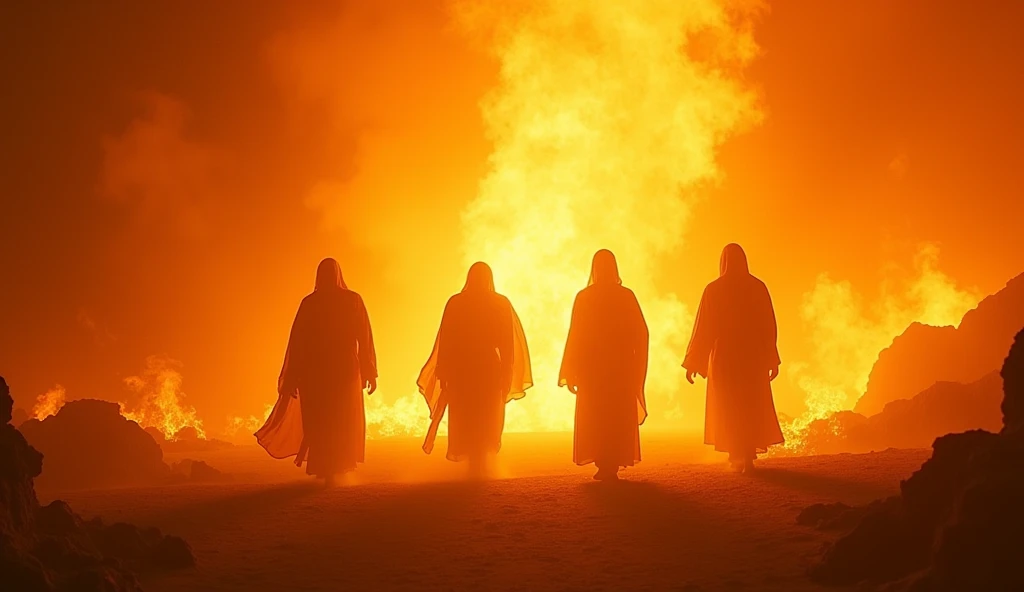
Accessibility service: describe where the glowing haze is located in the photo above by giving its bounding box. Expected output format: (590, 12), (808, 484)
(455, 0), (763, 432)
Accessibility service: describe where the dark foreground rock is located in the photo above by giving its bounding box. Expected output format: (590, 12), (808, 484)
(0, 377), (193, 592)
(805, 328), (1024, 591)
(19, 400), (169, 491)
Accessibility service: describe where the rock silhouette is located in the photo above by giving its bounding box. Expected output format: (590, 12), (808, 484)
(800, 372), (1003, 455)
(856, 273), (1024, 415)
(0, 377), (194, 591)
(806, 327), (1024, 591)
(18, 399), (169, 492)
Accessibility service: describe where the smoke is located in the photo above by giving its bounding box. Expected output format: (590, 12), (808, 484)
(775, 243), (982, 454)
(453, 0), (765, 431)
(100, 92), (218, 238)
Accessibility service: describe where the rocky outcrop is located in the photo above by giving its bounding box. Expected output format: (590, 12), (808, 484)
(19, 400), (169, 492)
(805, 328), (1024, 591)
(856, 273), (1024, 416)
(801, 373), (1003, 455)
(0, 377), (194, 591)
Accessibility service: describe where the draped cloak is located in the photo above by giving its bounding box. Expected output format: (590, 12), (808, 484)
(682, 245), (784, 456)
(416, 263), (532, 461)
(256, 259), (377, 477)
(558, 251), (649, 468)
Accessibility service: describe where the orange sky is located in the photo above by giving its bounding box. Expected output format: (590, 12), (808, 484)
(1, 0), (1021, 435)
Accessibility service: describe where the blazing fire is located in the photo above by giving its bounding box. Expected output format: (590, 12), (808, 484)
(772, 244), (982, 455)
(223, 404), (276, 439)
(119, 355), (207, 440)
(31, 384), (67, 421)
(453, 0), (763, 432)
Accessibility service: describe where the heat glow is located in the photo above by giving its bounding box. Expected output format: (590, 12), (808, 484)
(453, 0), (763, 432)
(119, 355), (207, 440)
(31, 385), (66, 421)
(773, 245), (982, 455)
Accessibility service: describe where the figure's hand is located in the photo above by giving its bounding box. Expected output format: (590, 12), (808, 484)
(365, 378), (377, 395)
(769, 365), (780, 382)
(280, 386), (298, 399)
(685, 370), (697, 385)
(566, 382), (579, 395)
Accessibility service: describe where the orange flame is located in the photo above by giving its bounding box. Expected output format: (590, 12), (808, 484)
(772, 244), (981, 455)
(223, 403), (275, 439)
(31, 385), (66, 421)
(119, 356), (207, 440)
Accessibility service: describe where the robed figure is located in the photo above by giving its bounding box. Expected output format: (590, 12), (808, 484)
(559, 250), (649, 481)
(256, 258), (378, 485)
(417, 262), (532, 469)
(683, 244), (784, 472)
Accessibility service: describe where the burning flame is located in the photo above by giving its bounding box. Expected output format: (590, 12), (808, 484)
(32, 385), (66, 421)
(223, 403), (275, 439)
(774, 244), (982, 455)
(453, 0), (763, 431)
(119, 355), (207, 440)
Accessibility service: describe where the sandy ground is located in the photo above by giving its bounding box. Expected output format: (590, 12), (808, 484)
(44, 433), (930, 592)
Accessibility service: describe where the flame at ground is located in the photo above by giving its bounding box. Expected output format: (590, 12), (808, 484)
(773, 245), (982, 455)
(119, 356), (207, 440)
(32, 385), (66, 421)
(454, 0), (763, 432)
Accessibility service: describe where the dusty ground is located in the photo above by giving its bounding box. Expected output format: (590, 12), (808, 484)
(45, 433), (930, 592)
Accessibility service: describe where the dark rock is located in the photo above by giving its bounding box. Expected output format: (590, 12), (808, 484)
(150, 535), (195, 570)
(1, 376), (12, 425)
(796, 502), (854, 529)
(12, 408), (30, 428)
(19, 399), (169, 491)
(807, 329), (1024, 589)
(1001, 329), (1024, 435)
(37, 501), (85, 536)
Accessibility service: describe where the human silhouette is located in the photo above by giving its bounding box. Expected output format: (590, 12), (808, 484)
(683, 244), (784, 472)
(417, 262), (532, 473)
(255, 258), (378, 486)
(558, 250), (649, 481)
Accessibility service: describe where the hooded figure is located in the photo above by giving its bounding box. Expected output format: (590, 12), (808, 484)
(559, 250), (649, 480)
(683, 244), (784, 471)
(256, 258), (377, 485)
(417, 262), (532, 469)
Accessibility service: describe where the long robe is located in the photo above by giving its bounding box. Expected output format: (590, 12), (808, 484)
(256, 287), (377, 477)
(683, 249), (784, 457)
(417, 266), (532, 462)
(559, 283), (649, 468)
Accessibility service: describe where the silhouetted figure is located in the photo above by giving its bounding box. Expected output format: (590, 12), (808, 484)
(559, 250), (649, 481)
(417, 262), (532, 473)
(256, 258), (377, 486)
(683, 244), (784, 472)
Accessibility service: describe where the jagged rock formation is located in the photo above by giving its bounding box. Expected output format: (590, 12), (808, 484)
(0, 377), (194, 591)
(801, 373), (1003, 455)
(856, 273), (1024, 416)
(19, 400), (169, 491)
(805, 328), (1024, 591)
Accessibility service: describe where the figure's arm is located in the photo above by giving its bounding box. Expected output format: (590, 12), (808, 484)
(763, 284), (781, 381)
(558, 294), (583, 394)
(682, 287), (714, 383)
(631, 291), (650, 392)
(498, 298), (515, 394)
(356, 295), (378, 394)
(278, 301), (307, 398)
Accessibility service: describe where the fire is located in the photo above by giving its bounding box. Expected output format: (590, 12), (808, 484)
(453, 0), (764, 432)
(31, 385), (66, 421)
(119, 355), (207, 440)
(773, 244), (982, 455)
(223, 403), (275, 439)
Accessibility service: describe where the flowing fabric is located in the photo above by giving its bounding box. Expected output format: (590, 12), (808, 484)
(256, 258), (378, 478)
(416, 262), (532, 460)
(682, 244), (784, 458)
(559, 250), (649, 468)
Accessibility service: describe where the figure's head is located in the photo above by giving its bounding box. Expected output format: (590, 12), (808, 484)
(719, 243), (750, 276)
(464, 262), (495, 293)
(589, 249), (622, 285)
(315, 258), (346, 290)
